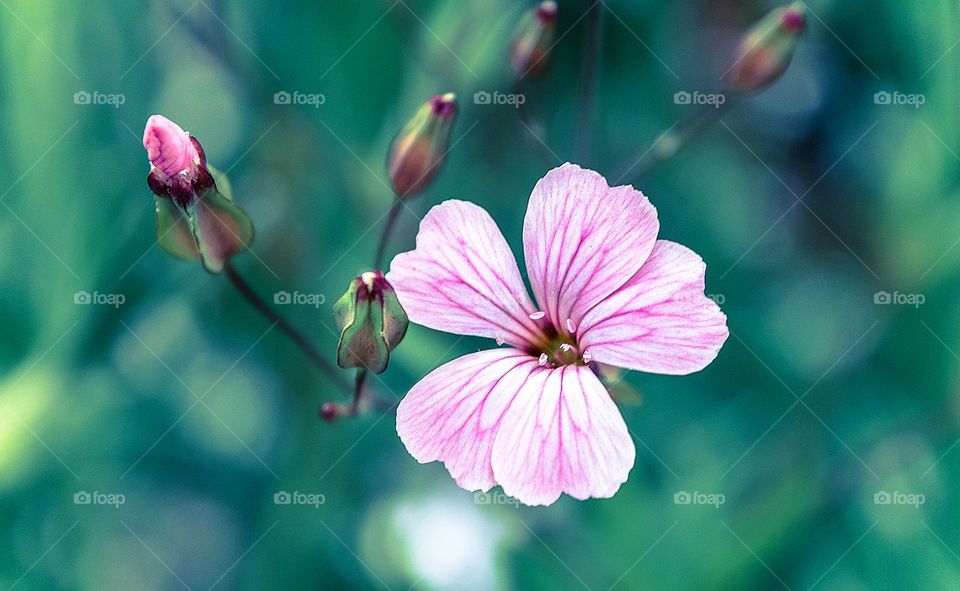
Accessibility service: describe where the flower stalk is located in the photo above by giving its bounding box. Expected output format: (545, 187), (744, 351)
(223, 260), (352, 394)
(623, 2), (805, 182)
(143, 115), (353, 398)
(325, 94), (458, 419)
(575, 0), (602, 162)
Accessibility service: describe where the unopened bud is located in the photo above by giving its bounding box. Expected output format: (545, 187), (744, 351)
(143, 115), (254, 274)
(333, 271), (409, 374)
(387, 93), (457, 199)
(510, 1), (557, 80)
(319, 402), (339, 422)
(144, 115), (213, 207)
(725, 3), (806, 93)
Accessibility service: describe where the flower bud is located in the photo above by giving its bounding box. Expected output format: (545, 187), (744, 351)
(510, 1), (557, 80)
(333, 271), (409, 374)
(725, 2), (806, 93)
(143, 115), (254, 274)
(144, 115), (212, 206)
(387, 93), (457, 199)
(319, 402), (339, 422)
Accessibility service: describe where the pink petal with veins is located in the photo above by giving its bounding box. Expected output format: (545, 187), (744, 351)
(523, 163), (659, 333)
(490, 363), (635, 506)
(397, 349), (542, 491)
(578, 240), (729, 375)
(387, 200), (544, 349)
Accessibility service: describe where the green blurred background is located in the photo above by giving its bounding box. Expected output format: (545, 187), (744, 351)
(1, 0), (957, 588)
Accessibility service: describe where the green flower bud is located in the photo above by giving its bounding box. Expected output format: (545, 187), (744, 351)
(333, 272), (409, 374)
(387, 93), (458, 199)
(725, 2), (806, 94)
(510, 1), (557, 80)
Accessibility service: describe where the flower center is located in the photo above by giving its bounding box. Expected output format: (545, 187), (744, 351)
(536, 335), (589, 368)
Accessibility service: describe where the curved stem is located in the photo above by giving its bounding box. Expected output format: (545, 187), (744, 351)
(513, 81), (557, 168)
(223, 260), (352, 393)
(575, 0), (603, 163)
(624, 96), (738, 182)
(352, 369), (368, 415)
(374, 198), (405, 270)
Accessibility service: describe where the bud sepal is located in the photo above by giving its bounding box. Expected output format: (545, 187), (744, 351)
(333, 272), (409, 374)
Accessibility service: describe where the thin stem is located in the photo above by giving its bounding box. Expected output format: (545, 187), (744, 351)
(223, 260), (352, 393)
(625, 96), (738, 182)
(352, 369), (368, 415)
(513, 81), (557, 168)
(575, 0), (602, 163)
(374, 198), (404, 270)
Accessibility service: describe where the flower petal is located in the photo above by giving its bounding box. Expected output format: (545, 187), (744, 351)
(388, 200), (543, 348)
(397, 349), (541, 491)
(578, 240), (729, 375)
(143, 114), (199, 178)
(490, 364), (635, 506)
(523, 163), (659, 332)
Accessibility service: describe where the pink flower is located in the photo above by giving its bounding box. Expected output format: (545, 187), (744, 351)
(387, 163), (729, 506)
(143, 114), (201, 180)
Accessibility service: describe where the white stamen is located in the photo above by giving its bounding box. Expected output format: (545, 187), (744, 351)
(538, 353), (548, 366)
(495, 335), (504, 346)
(560, 343), (573, 352)
(529, 311), (546, 320)
(360, 271), (378, 292)
(566, 318), (576, 333)
(582, 350), (592, 363)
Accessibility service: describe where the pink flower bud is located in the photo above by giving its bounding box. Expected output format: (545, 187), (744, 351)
(725, 3), (806, 93)
(387, 93), (458, 199)
(510, 1), (557, 80)
(143, 115), (254, 274)
(319, 402), (339, 422)
(143, 115), (214, 207)
(143, 115), (201, 179)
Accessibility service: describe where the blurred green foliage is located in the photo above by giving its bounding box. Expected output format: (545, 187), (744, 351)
(1, 0), (959, 589)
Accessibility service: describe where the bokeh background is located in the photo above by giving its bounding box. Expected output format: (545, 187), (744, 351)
(1, 0), (957, 588)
